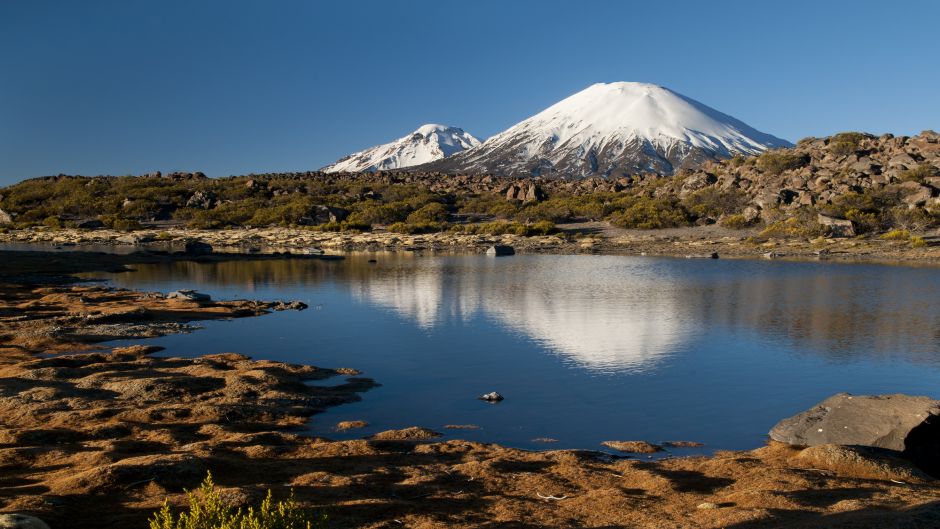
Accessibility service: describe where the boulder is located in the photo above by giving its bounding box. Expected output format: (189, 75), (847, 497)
(185, 190), (217, 209)
(523, 184), (546, 203)
(76, 218), (105, 229)
(485, 245), (515, 256)
(184, 241), (213, 255)
(899, 181), (934, 207)
(817, 214), (856, 237)
(742, 206), (760, 223)
(0, 208), (13, 225)
(299, 205), (350, 225)
(0, 514), (51, 529)
(769, 393), (940, 452)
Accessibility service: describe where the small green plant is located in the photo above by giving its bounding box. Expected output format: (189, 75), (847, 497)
(911, 236), (928, 248)
(42, 216), (62, 229)
(149, 472), (326, 529)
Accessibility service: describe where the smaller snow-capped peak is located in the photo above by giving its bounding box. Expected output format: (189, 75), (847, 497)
(322, 124), (481, 173)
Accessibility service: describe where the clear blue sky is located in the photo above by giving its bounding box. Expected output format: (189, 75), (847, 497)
(2, 0), (938, 185)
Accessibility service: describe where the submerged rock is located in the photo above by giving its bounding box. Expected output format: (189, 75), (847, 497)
(769, 393), (940, 452)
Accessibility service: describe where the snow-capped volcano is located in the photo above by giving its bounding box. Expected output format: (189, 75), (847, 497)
(425, 82), (791, 177)
(322, 124), (481, 173)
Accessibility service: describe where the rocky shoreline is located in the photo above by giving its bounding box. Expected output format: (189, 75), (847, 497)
(3, 225), (940, 264)
(2, 250), (940, 528)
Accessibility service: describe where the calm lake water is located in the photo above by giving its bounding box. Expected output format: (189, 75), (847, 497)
(86, 253), (940, 454)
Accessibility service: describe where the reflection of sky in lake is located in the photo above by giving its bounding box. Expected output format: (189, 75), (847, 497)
(87, 253), (940, 452)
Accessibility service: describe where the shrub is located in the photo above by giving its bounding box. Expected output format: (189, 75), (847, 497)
(759, 216), (821, 239)
(797, 136), (816, 145)
(42, 216), (61, 229)
(405, 202), (449, 224)
(843, 208), (880, 234)
(682, 188), (749, 219)
(718, 214), (753, 229)
(880, 229), (911, 241)
(607, 197), (689, 229)
(451, 220), (558, 236)
(346, 202), (411, 226)
(898, 164), (939, 183)
(828, 132), (867, 157)
(388, 221), (446, 234)
(756, 151), (808, 175)
(911, 236), (928, 248)
(149, 472), (326, 529)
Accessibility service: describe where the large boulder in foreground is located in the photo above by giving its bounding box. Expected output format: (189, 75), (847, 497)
(770, 393), (940, 452)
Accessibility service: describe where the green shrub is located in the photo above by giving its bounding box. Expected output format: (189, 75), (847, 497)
(898, 164), (939, 183)
(405, 202), (449, 224)
(388, 221), (446, 234)
(759, 216), (821, 239)
(718, 214), (753, 229)
(880, 229), (911, 241)
(347, 202), (411, 226)
(42, 216), (61, 229)
(682, 188), (749, 219)
(756, 151), (808, 175)
(607, 197), (689, 229)
(911, 236), (928, 248)
(843, 208), (880, 234)
(797, 136), (816, 145)
(451, 220), (558, 236)
(828, 132), (867, 157)
(149, 473), (326, 529)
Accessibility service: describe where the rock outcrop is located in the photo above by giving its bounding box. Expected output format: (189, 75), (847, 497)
(769, 393), (940, 453)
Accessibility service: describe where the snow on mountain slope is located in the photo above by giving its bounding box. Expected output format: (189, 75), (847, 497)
(322, 124), (481, 173)
(425, 82), (791, 177)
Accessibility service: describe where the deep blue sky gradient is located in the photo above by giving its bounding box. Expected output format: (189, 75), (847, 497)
(1, 0), (938, 184)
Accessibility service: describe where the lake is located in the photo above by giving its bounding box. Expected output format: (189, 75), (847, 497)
(88, 252), (940, 455)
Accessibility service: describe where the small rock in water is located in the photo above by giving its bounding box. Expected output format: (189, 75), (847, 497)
(0, 514), (52, 529)
(601, 440), (664, 454)
(485, 245), (515, 256)
(271, 300), (308, 311)
(478, 391), (504, 402)
(167, 289), (211, 302)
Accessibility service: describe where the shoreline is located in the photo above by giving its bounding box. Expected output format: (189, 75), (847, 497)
(2, 224), (940, 266)
(2, 250), (940, 528)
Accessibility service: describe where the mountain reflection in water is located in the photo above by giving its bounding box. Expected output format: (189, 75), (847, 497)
(92, 252), (940, 451)
(108, 253), (940, 371)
